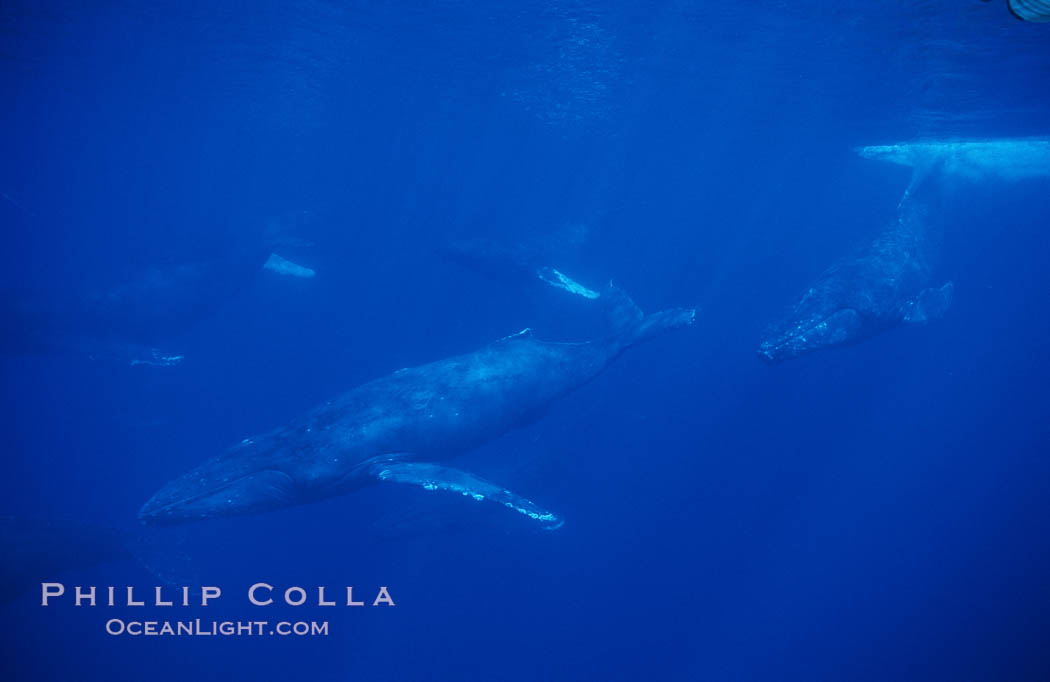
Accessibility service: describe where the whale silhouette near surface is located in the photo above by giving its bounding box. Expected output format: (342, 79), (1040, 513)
(758, 138), (1050, 363)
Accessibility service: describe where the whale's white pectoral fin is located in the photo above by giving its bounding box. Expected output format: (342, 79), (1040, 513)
(901, 282), (954, 324)
(264, 253), (316, 278)
(370, 460), (564, 530)
(535, 266), (600, 299)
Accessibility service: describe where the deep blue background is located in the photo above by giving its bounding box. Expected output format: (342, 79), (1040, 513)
(2, 1), (1049, 680)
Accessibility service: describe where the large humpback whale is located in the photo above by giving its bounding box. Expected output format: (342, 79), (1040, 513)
(758, 138), (1050, 363)
(140, 288), (694, 528)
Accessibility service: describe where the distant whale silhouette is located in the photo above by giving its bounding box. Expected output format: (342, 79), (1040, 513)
(0, 517), (189, 604)
(140, 288), (694, 528)
(1, 211), (316, 366)
(758, 138), (1050, 363)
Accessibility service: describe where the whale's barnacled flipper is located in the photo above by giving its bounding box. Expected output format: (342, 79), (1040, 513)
(535, 266), (601, 299)
(369, 460), (564, 530)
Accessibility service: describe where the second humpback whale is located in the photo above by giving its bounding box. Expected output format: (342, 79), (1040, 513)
(758, 138), (1050, 363)
(0, 204), (316, 367)
(139, 288), (694, 528)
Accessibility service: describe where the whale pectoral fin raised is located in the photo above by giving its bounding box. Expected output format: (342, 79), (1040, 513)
(901, 282), (954, 324)
(368, 461), (563, 530)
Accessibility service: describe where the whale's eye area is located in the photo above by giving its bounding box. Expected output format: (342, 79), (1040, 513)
(822, 309), (862, 344)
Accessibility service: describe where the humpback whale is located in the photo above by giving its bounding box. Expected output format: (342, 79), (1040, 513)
(0, 518), (131, 603)
(0, 212), (316, 366)
(2, 253), (309, 367)
(758, 138), (1050, 363)
(139, 289), (694, 528)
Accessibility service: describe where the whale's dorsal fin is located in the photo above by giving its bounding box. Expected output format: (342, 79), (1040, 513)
(368, 459), (563, 530)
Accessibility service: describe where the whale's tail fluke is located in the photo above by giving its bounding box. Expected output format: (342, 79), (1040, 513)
(632, 306), (697, 342)
(601, 284), (696, 346)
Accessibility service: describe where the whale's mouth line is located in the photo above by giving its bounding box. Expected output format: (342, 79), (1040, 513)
(760, 309), (856, 361)
(761, 322), (822, 350)
(139, 469), (292, 519)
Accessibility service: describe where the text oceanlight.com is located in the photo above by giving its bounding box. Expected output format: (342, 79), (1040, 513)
(105, 619), (329, 637)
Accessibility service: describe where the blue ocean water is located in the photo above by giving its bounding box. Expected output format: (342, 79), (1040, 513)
(2, 1), (1049, 680)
